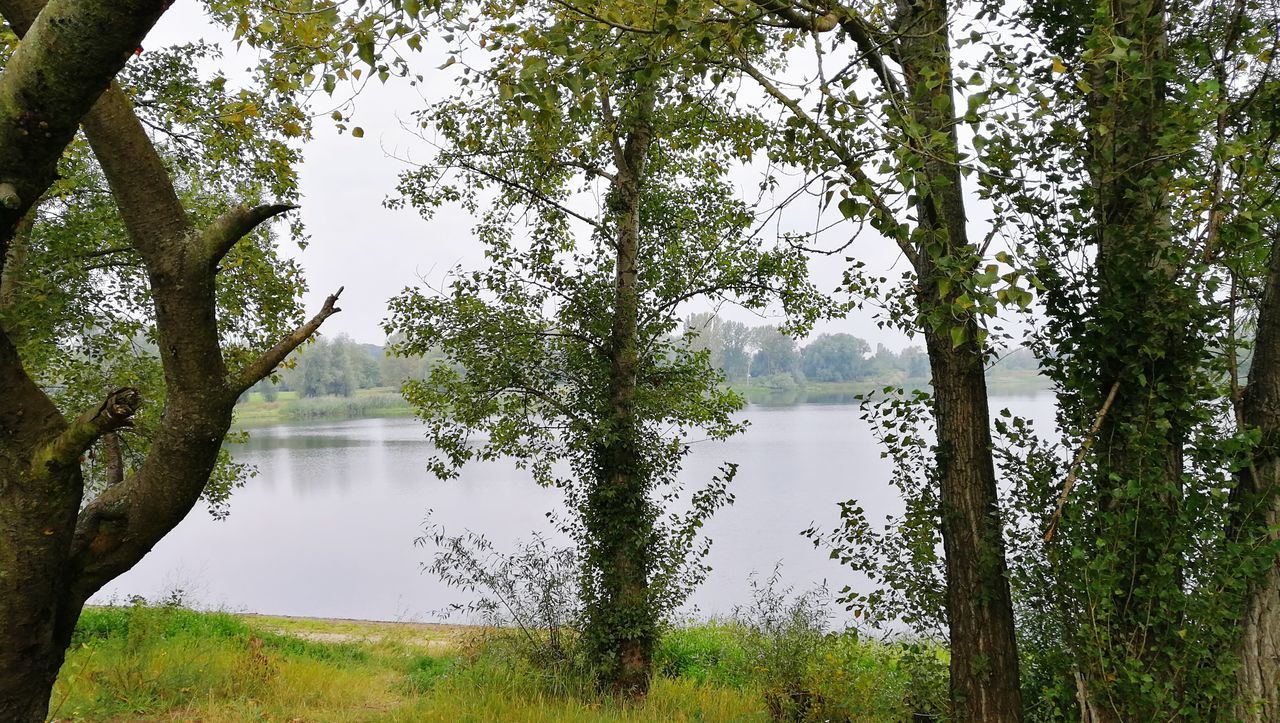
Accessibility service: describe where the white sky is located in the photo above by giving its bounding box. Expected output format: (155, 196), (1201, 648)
(146, 6), (948, 351)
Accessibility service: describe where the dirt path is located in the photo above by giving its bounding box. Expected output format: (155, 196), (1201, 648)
(239, 613), (480, 650)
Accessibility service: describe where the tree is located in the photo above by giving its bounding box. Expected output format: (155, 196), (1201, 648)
(800, 333), (870, 382)
(388, 0), (823, 695)
(739, 3), (1034, 717)
(0, 0), (426, 715)
(749, 325), (802, 379)
(1008, 0), (1280, 717)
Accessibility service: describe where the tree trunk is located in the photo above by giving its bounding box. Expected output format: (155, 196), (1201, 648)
(897, 2), (1023, 718)
(0, 2), (340, 717)
(1074, 1), (1191, 715)
(1231, 235), (1280, 721)
(0, 337), (85, 722)
(920, 325), (1024, 721)
(584, 82), (657, 697)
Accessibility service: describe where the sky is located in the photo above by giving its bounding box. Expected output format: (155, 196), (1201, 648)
(145, 5), (934, 351)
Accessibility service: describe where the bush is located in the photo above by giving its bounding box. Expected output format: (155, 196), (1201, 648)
(734, 569), (835, 721)
(729, 567), (946, 722)
(419, 524), (584, 674)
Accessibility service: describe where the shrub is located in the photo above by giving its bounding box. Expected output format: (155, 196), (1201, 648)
(729, 567), (945, 722)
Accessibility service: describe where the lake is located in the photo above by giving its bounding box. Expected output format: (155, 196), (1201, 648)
(94, 393), (1056, 623)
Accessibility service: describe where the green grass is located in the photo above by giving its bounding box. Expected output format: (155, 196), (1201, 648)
(233, 387), (414, 425)
(232, 372), (1049, 426)
(50, 606), (943, 722)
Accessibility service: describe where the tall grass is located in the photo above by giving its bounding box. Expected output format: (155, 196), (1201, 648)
(51, 603), (944, 722)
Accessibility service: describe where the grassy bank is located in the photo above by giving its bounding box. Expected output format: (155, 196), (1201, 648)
(233, 388), (414, 426)
(232, 372), (1049, 426)
(735, 370), (1048, 406)
(50, 605), (945, 722)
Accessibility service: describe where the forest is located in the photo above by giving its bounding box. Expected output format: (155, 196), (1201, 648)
(0, 0), (1278, 722)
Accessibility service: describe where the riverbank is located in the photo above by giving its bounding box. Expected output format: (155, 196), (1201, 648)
(233, 372), (1049, 425)
(52, 605), (945, 721)
(233, 388), (414, 426)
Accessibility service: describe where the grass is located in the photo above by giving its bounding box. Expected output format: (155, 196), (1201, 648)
(731, 370), (1048, 406)
(233, 388), (414, 426)
(50, 605), (944, 722)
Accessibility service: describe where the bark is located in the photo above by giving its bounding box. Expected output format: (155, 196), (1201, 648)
(0, 2), (340, 718)
(897, 2), (1023, 719)
(0, 0), (169, 252)
(584, 82), (657, 697)
(1231, 235), (1280, 721)
(921, 326), (1023, 721)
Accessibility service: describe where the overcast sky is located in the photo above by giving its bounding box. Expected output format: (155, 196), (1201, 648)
(145, 6), (947, 351)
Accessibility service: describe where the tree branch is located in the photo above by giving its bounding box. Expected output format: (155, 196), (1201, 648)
(737, 58), (918, 268)
(81, 84), (193, 257)
(202, 203), (298, 268)
(452, 157), (603, 230)
(750, 0), (839, 31)
(230, 287), (344, 394)
(31, 388), (140, 477)
(0, 0), (172, 251)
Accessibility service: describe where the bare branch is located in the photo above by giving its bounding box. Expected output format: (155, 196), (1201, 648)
(737, 58), (918, 268)
(31, 388), (141, 477)
(453, 158), (603, 230)
(202, 203), (298, 267)
(1043, 380), (1122, 542)
(230, 287), (344, 394)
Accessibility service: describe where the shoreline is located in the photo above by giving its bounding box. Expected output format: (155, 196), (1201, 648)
(233, 373), (1051, 426)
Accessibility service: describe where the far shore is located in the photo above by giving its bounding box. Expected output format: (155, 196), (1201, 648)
(232, 371), (1050, 426)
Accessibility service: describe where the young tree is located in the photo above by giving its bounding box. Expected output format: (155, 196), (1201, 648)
(388, 0), (823, 694)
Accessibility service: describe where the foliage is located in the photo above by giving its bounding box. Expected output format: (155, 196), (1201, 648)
(419, 522), (584, 671)
(804, 387), (946, 636)
(386, 0), (829, 690)
(0, 39), (314, 515)
(999, 0), (1280, 716)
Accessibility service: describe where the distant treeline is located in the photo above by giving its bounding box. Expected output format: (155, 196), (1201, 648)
(245, 334), (443, 401)
(247, 320), (1040, 401)
(683, 312), (1039, 390)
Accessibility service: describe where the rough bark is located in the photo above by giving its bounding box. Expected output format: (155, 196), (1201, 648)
(0, 0), (169, 252)
(921, 327), (1023, 722)
(584, 82), (657, 697)
(1231, 235), (1280, 721)
(897, 2), (1023, 718)
(0, 2), (341, 718)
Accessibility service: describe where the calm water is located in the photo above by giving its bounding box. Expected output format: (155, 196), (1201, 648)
(94, 394), (1055, 622)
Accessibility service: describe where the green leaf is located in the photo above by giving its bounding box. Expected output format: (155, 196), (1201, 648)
(357, 31), (377, 67)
